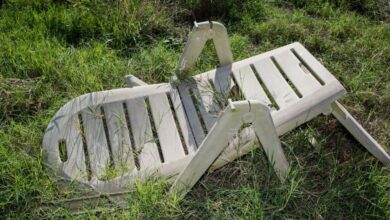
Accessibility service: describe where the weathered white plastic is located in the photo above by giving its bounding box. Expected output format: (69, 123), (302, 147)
(173, 21), (233, 80)
(44, 21), (390, 202)
(331, 101), (390, 164)
(170, 100), (289, 198)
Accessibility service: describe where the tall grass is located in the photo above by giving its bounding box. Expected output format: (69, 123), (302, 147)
(0, 0), (389, 218)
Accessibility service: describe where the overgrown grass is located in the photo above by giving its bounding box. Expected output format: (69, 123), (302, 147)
(0, 0), (389, 218)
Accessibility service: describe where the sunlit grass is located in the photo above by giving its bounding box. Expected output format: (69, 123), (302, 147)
(0, 0), (389, 218)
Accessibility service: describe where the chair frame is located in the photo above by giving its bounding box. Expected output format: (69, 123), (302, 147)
(127, 21), (390, 197)
(43, 21), (390, 203)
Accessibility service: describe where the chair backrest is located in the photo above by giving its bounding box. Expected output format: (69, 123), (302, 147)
(43, 84), (197, 190)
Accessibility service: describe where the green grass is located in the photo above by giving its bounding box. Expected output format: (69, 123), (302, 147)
(1, 0), (389, 218)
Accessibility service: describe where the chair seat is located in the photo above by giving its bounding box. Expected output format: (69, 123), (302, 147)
(43, 42), (346, 194)
(179, 42), (345, 141)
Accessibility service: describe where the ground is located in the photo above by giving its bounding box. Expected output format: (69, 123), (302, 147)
(0, 0), (389, 219)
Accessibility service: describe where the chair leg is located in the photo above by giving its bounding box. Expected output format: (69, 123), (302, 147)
(170, 100), (289, 198)
(331, 101), (390, 164)
(252, 111), (289, 180)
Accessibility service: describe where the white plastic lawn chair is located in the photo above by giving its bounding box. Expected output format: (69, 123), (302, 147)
(43, 21), (390, 200)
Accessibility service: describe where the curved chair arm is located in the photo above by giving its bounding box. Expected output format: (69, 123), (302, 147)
(173, 21), (234, 80)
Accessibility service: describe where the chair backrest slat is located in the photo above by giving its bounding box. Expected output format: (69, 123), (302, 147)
(273, 50), (322, 96)
(169, 88), (198, 154)
(103, 102), (135, 173)
(232, 65), (271, 105)
(149, 93), (186, 163)
(252, 58), (300, 109)
(81, 107), (111, 179)
(177, 84), (206, 146)
(126, 97), (161, 170)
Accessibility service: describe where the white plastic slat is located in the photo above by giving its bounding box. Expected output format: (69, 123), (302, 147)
(194, 78), (219, 130)
(169, 88), (197, 154)
(291, 44), (337, 84)
(104, 102), (135, 172)
(177, 84), (206, 146)
(60, 116), (87, 181)
(273, 50), (321, 96)
(232, 65), (271, 104)
(126, 98), (161, 170)
(82, 107), (110, 179)
(253, 58), (300, 108)
(192, 70), (235, 131)
(149, 93), (186, 162)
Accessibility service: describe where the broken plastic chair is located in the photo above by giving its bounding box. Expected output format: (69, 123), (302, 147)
(43, 21), (390, 201)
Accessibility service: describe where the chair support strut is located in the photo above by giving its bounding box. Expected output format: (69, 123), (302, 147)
(170, 100), (289, 198)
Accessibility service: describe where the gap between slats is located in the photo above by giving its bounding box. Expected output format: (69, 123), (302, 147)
(100, 107), (115, 172)
(189, 88), (209, 135)
(229, 74), (246, 101)
(78, 113), (92, 181)
(290, 48), (326, 86)
(126, 97), (162, 170)
(148, 93), (186, 162)
(167, 93), (189, 155)
(249, 64), (280, 110)
(122, 102), (140, 171)
(72, 102), (142, 181)
(145, 98), (165, 163)
(270, 56), (303, 98)
(175, 84), (205, 147)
